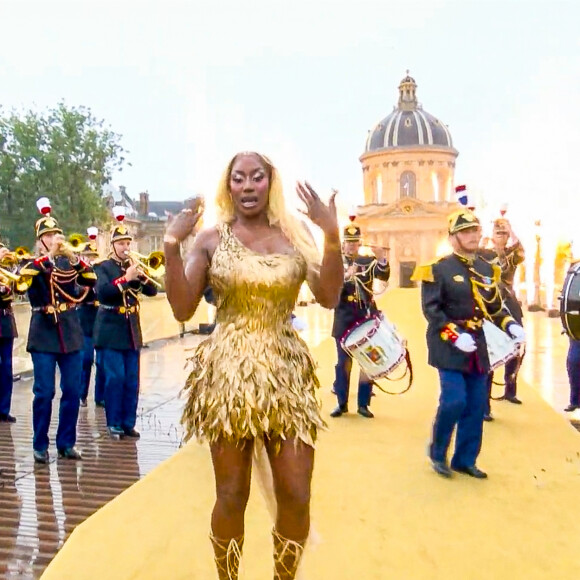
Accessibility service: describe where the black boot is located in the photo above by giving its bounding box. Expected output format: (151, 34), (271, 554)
(357, 406), (374, 418)
(330, 403), (348, 417)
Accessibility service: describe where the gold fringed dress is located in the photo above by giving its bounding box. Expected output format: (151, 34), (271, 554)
(181, 223), (326, 447)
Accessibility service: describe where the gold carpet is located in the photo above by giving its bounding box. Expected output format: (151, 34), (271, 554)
(41, 290), (580, 579)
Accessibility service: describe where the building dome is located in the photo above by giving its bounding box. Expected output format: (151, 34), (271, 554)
(364, 74), (453, 152)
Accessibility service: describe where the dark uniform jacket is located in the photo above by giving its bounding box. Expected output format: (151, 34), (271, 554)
(478, 241), (525, 324)
(0, 283), (17, 339)
(417, 253), (515, 374)
(78, 287), (99, 338)
(332, 255), (390, 339)
(93, 258), (158, 351)
(20, 255), (97, 354)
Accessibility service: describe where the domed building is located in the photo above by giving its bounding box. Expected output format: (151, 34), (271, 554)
(355, 73), (459, 287)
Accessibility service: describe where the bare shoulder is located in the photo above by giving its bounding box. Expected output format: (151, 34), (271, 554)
(195, 226), (220, 249)
(185, 226), (220, 263)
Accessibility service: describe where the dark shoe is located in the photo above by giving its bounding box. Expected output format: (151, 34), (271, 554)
(431, 460), (453, 478)
(95, 400), (106, 408)
(330, 404), (348, 418)
(33, 449), (49, 464)
(564, 404), (578, 412)
(108, 426), (125, 438)
(483, 413), (494, 422)
(451, 465), (488, 479)
(122, 428), (140, 438)
(58, 447), (83, 460)
(79, 398), (87, 408)
(357, 406), (374, 418)
(0, 413), (17, 423)
(504, 396), (522, 405)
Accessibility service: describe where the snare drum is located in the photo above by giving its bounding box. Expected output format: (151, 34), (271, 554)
(482, 320), (521, 371)
(560, 261), (580, 340)
(340, 313), (407, 380)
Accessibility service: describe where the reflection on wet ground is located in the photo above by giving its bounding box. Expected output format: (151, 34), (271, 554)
(0, 336), (199, 579)
(0, 302), (577, 578)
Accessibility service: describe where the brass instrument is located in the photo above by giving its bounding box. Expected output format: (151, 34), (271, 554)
(0, 253), (19, 268)
(49, 234), (78, 257)
(68, 233), (87, 252)
(0, 247), (33, 264)
(125, 250), (165, 288)
(0, 266), (30, 293)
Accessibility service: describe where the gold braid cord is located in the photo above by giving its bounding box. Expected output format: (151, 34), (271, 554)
(209, 533), (244, 580)
(50, 267), (89, 304)
(468, 264), (502, 321)
(346, 258), (377, 306)
(272, 528), (306, 580)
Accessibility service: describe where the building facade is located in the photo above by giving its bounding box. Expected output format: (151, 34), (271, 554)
(356, 73), (459, 287)
(100, 187), (185, 257)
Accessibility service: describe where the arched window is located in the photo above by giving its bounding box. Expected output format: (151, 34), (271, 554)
(375, 175), (383, 203)
(399, 171), (416, 198)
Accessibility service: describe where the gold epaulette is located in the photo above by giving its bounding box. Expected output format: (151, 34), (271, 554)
(411, 262), (435, 283)
(492, 263), (501, 284)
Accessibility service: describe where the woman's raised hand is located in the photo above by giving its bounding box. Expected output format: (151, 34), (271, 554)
(296, 182), (339, 237)
(165, 196), (204, 243)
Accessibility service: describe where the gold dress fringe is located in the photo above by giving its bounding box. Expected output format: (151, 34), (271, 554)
(181, 224), (326, 448)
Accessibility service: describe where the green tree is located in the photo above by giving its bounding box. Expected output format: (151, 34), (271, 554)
(0, 102), (127, 247)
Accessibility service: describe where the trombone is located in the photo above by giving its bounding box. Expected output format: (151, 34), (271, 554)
(125, 250), (165, 288)
(15, 246), (33, 261)
(0, 247), (33, 265)
(68, 233), (87, 252)
(49, 234), (83, 257)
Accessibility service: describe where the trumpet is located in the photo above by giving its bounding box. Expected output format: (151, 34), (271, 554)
(124, 250), (165, 288)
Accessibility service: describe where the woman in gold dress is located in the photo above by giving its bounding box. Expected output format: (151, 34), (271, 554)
(164, 152), (343, 579)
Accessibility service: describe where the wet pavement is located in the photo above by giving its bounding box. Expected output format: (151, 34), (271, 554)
(0, 335), (200, 579)
(0, 301), (577, 578)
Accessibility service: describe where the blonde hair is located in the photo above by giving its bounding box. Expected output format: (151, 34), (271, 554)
(215, 152), (321, 269)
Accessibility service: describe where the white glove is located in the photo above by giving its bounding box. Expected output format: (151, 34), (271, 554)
(454, 333), (477, 353)
(508, 324), (526, 343)
(292, 316), (308, 332)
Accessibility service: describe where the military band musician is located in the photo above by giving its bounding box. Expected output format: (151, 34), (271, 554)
(78, 235), (106, 408)
(479, 217), (526, 417)
(93, 219), (157, 439)
(19, 206), (97, 464)
(413, 209), (525, 479)
(330, 222), (390, 419)
(0, 241), (19, 423)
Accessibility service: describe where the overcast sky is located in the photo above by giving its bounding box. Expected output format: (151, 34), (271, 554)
(1, 0), (579, 238)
